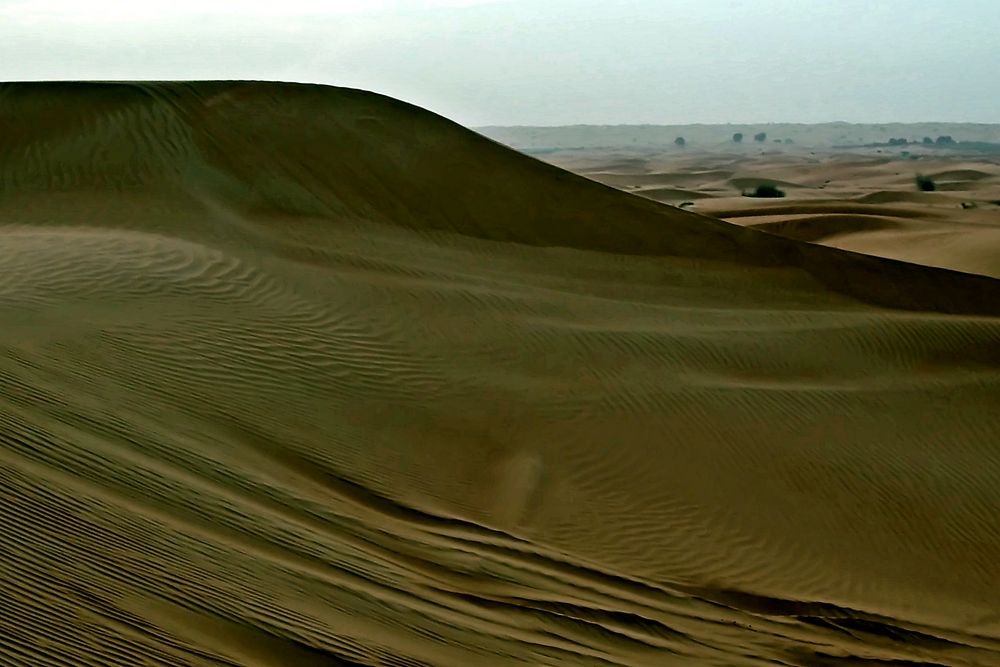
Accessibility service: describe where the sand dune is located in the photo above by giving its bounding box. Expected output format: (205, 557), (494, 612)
(727, 176), (813, 191)
(744, 214), (909, 243)
(2, 81), (1000, 666)
(854, 191), (961, 205)
(630, 187), (715, 203)
(927, 168), (997, 182)
(538, 147), (1000, 278)
(589, 171), (736, 190)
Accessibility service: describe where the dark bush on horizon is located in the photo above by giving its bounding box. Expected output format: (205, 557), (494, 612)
(674, 136), (686, 147)
(754, 132), (767, 143)
(936, 135), (955, 145)
(743, 184), (785, 198)
(732, 132), (743, 143)
(915, 174), (936, 191)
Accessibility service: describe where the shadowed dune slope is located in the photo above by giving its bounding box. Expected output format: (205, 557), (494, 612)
(2, 81), (1000, 667)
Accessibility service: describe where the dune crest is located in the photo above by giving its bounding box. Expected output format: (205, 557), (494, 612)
(2, 81), (1000, 666)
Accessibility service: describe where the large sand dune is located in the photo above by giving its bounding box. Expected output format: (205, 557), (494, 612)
(2, 81), (1000, 666)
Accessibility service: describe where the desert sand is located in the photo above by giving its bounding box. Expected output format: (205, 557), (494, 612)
(481, 132), (1000, 279)
(1, 81), (999, 666)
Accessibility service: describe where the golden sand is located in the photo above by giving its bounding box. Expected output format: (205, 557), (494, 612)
(1, 81), (998, 666)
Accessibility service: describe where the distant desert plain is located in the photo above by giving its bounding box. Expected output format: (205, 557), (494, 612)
(480, 123), (1000, 277)
(2, 82), (1000, 667)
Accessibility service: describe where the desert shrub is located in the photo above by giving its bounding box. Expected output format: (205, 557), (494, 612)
(915, 174), (936, 191)
(754, 132), (767, 143)
(674, 136), (686, 147)
(936, 135), (955, 145)
(922, 136), (934, 145)
(732, 132), (743, 143)
(888, 138), (909, 146)
(743, 184), (786, 198)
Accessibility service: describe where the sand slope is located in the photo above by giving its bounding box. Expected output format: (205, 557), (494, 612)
(2, 81), (1000, 666)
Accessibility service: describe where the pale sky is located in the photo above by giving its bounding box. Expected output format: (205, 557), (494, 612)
(1, 0), (997, 126)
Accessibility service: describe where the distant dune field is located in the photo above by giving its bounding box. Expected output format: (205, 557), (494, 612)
(479, 123), (1000, 152)
(527, 146), (1000, 278)
(2, 81), (1000, 666)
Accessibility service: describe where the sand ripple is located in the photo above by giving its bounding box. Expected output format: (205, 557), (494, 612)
(1, 81), (999, 666)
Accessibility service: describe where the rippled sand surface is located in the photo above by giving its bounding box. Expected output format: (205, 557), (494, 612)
(2, 81), (999, 666)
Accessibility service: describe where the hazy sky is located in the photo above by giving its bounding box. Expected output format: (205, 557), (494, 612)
(1, 0), (997, 126)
